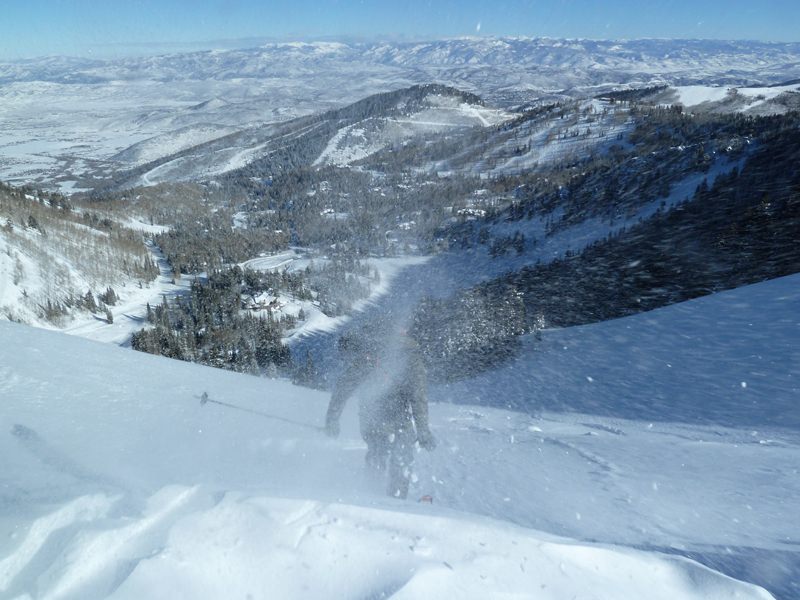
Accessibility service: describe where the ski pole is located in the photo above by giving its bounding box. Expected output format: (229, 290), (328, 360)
(197, 392), (323, 432)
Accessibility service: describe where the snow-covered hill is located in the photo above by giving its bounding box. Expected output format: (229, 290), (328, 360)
(117, 84), (508, 186)
(111, 124), (239, 167)
(2, 273), (798, 598)
(0, 187), (164, 330)
(314, 93), (510, 168)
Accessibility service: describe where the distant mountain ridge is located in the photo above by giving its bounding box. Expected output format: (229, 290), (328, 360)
(100, 84), (507, 188)
(3, 38), (800, 92)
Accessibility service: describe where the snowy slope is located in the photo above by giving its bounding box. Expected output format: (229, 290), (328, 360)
(438, 273), (799, 429)
(2, 275), (798, 598)
(651, 83), (800, 114)
(111, 124), (239, 166)
(0, 205), (160, 330)
(314, 95), (511, 168)
(431, 98), (633, 176)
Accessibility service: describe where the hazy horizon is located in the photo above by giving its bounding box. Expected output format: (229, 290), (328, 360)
(3, 33), (800, 63)
(2, 0), (798, 60)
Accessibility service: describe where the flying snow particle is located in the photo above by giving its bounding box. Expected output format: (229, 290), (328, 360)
(741, 381), (748, 389)
(476, 21), (482, 32)
(586, 376), (594, 383)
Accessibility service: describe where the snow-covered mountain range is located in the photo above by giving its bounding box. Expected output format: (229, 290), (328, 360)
(4, 38), (800, 89)
(2, 37), (800, 189)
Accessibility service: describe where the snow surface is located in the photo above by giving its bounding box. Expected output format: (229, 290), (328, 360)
(673, 85), (732, 106)
(2, 274), (797, 598)
(664, 83), (800, 113)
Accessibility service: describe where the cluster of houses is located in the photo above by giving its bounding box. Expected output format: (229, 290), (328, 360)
(241, 291), (283, 313)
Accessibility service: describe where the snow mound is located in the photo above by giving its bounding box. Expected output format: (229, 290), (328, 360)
(3, 489), (771, 600)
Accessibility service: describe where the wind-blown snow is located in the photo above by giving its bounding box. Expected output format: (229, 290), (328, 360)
(240, 252), (430, 342)
(2, 274), (796, 597)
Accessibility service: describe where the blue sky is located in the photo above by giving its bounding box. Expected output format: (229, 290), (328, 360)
(1, 0), (798, 59)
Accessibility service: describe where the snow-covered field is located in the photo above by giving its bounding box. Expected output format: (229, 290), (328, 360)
(1, 271), (797, 598)
(652, 83), (800, 115)
(667, 83), (800, 112)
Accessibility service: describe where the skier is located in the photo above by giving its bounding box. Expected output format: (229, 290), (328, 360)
(325, 326), (436, 499)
